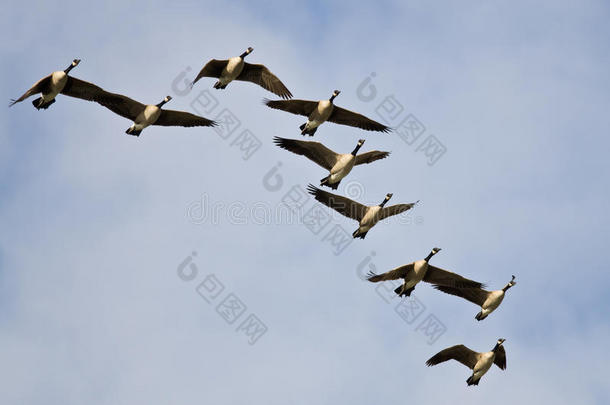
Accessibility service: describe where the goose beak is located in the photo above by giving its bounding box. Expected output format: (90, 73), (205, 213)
(247, 47), (254, 53)
(358, 139), (365, 145)
(164, 95), (172, 103)
(333, 90), (341, 96)
(72, 59), (81, 66)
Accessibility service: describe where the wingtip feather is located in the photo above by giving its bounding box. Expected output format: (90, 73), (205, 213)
(306, 183), (319, 195)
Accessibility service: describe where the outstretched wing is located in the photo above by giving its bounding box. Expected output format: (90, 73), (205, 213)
(328, 106), (391, 132)
(426, 345), (479, 370)
(366, 263), (414, 282)
(378, 201), (418, 221)
(155, 110), (217, 127)
(238, 63), (292, 99)
(494, 345), (507, 370)
(354, 150), (390, 165)
(432, 285), (489, 306)
(61, 76), (115, 102)
(306, 184), (368, 221)
(192, 59), (228, 84)
(272, 137), (338, 169)
(264, 99), (318, 117)
(97, 92), (147, 121)
(10, 74), (52, 106)
(424, 266), (485, 289)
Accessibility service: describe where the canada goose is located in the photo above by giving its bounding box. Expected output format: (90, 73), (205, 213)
(306, 185), (416, 239)
(9, 59), (107, 109)
(192, 47), (292, 99)
(96, 94), (217, 136)
(426, 338), (507, 386)
(433, 275), (517, 321)
(265, 90), (391, 136)
(273, 137), (389, 189)
(366, 248), (485, 297)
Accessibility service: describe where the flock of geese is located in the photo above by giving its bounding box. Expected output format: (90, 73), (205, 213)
(10, 48), (517, 387)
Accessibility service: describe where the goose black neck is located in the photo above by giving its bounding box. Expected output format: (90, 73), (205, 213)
(64, 64), (75, 74)
(424, 252), (435, 262)
(492, 343), (502, 352)
(379, 199), (388, 207)
(156, 100), (168, 108)
(239, 51), (249, 59)
(351, 143), (363, 156)
(329, 95), (337, 103)
(502, 284), (512, 292)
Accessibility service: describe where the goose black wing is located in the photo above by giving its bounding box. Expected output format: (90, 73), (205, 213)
(97, 92), (147, 121)
(366, 263), (414, 282)
(426, 345), (479, 369)
(264, 99), (318, 117)
(354, 151), (390, 165)
(155, 110), (217, 127)
(306, 184), (368, 221)
(61, 76), (114, 103)
(432, 285), (489, 306)
(238, 63), (292, 99)
(494, 345), (507, 370)
(192, 59), (228, 84)
(328, 106), (391, 132)
(272, 137), (338, 170)
(378, 201), (418, 221)
(424, 266), (486, 289)
(10, 74), (52, 106)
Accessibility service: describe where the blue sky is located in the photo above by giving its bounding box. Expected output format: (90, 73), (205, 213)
(1, 1), (609, 403)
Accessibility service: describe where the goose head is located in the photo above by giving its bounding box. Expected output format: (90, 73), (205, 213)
(502, 275), (517, 292)
(64, 59), (81, 74)
(379, 193), (392, 207)
(351, 139), (366, 155)
(240, 47), (254, 58)
(329, 89), (341, 102)
(425, 247), (441, 262)
(492, 338), (506, 352)
(156, 95), (172, 108)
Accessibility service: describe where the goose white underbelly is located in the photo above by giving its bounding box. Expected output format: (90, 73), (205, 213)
(43, 71), (68, 101)
(133, 105), (161, 128)
(306, 119), (322, 129)
(219, 57), (244, 85)
(482, 290), (504, 313)
(359, 206), (381, 230)
(473, 353), (494, 379)
(404, 261), (428, 289)
(308, 100), (333, 127)
(329, 155), (356, 182)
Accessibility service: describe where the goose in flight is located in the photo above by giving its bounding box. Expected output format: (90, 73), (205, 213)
(367, 248), (485, 297)
(433, 275), (516, 321)
(265, 90), (391, 136)
(273, 137), (390, 189)
(97, 94), (217, 136)
(192, 47), (292, 99)
(306, 185), (416, 239)
(9, 59), (109, 110)
(426, 338), (507, 386)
